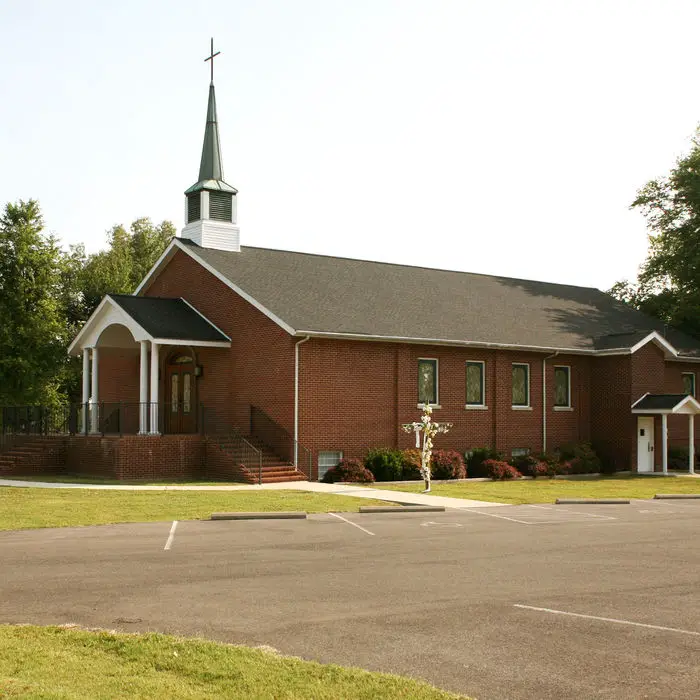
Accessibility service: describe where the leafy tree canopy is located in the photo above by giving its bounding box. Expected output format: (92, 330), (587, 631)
(0, 200), (71, 406)
(611, 128), (700, 337)
(0, 202), (174, 406)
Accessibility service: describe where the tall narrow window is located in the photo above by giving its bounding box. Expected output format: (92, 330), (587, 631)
(418, 359), (438, 405)
(171, 374), (179, 413)
(683, 372), (696, 397)
(512, 363), (530, 407)
(554, 366), (571, 407)
(183, 373), (192, 414)
(318, 451), (343, 482)
(466, 361), (485, 406)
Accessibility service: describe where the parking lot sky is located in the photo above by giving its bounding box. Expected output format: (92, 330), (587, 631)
(3, 0), (700, 290)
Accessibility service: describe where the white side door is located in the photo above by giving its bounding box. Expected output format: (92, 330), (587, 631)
(637, 417), (655, 473)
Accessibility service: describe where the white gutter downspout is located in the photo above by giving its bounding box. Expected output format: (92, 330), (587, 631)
(543, 352), (559, 453)
(294, 336), (310, 467)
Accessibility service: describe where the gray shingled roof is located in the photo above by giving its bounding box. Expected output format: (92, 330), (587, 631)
(632, 394), (691, 411)
(109, 295), (228, 342)
(177, 240), (700, 355)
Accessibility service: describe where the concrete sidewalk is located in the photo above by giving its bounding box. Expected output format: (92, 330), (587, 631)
(0, 478), (504, 508)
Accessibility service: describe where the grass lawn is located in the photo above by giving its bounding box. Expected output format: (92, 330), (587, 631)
(0, 625), (467, 700)
(0, 488), (389, 531)
(1, 475), (242, 485)
(372, 475), (700, 504)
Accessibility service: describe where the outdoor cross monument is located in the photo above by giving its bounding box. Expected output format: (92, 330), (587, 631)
(402, 404), (452, 492)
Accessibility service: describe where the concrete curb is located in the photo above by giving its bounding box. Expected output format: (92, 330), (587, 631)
(359, 505), (446, 513)
(653, 494), (700, 500)
(211, 512), (307, 520)
(555, 498), (630, 505)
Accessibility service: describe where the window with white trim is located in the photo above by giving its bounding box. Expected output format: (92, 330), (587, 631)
(512, 363), (530, 407)
(511, 448), (530, 458)
(553, 366), (571, 407)
(418, 358), (438, 405)
(318, 451), (343, 481)
(682, 372), (696, 397)
(466, 361), (485, 406)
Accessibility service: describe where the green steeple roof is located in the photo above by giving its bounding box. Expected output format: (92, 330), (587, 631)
(185, 82), (237, 195)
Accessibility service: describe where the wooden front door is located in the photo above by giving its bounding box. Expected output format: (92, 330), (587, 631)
(165, 352), (197, 434)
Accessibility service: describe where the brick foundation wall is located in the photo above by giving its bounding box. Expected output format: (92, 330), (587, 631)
(65, 435), (204, 480)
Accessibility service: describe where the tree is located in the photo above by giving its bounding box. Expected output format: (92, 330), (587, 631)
(0, 200), (72, 406)
(611, 128), (700, 337)
(80, 218), (175, 316)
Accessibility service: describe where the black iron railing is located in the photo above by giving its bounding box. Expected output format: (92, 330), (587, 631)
(250, 405), (311, 478)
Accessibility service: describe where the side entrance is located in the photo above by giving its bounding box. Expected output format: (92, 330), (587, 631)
(636, 416), (655, 473)
(164, 351), (197, 434)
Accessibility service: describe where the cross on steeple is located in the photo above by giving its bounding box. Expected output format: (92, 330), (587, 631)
(204, 37), (220, 84)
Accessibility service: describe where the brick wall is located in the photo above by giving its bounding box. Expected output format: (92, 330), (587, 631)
(665, 361), (700, 452)
(65, 435), (204, 480)
(299, 342), (592, 479)
(144, 250), (296, 435)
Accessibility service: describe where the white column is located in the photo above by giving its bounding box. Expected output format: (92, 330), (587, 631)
(149, 342), (160, 434)
(81, 348), (90, 433)
(662, 413), (668, 475)
(690, 414), (695, 475)
(90, 347), (99, 434)
(139, 340), (149, 434)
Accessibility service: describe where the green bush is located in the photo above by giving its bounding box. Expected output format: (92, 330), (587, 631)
(364, 447), (405, 481)
(467, 447), (504, 478)
(557, 442), (601, 474)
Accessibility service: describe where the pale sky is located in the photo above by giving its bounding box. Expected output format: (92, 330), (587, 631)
(2, 0), (700, 291)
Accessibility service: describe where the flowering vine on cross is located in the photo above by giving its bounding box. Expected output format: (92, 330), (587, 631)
(402, 403), (452, 492)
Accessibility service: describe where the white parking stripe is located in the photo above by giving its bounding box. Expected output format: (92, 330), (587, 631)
(164, 520), (178, 550)
(514, 604), (700, 637)
(328, 512), (375, 536)
(527, 505), (616, 520)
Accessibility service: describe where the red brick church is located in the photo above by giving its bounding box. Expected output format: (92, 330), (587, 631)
(8, 67), (700, 483)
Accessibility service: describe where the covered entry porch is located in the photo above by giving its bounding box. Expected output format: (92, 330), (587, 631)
(631, 393), (700, 474)
(68, 294), (230, 435)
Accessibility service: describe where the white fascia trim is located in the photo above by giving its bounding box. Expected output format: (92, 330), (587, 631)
(151, 338), (231, 348)
(173, 239), (296, 336)
(294, 330), (597, 355)
(67, 295), (154, 356)
(632, 408), (672, 414)
(630, 392), (650, 409)
(134, 239), (180, 295)
(630, 331), (679, 357)
(672, 395), (700, 413)
(666, 356), (700, 364)
(179, 297), (232, 341)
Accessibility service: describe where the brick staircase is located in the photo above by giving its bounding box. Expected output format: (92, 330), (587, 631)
(214, 434), (307, 484)
(0, 437), (65, 476)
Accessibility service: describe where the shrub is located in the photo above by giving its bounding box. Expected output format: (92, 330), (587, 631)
(431, 450), (467, 480)
(467, 447), (505, 478)
(558, 442), (601, 474)
(401, 449), (423, 480)
(530, 461), (550, 479)
(364, 448), (404, 481)
(667, 446), (697, 471)
(484, 459), (521, 480)
(322, 458), (375, 484)
(509, 453), (538, 476)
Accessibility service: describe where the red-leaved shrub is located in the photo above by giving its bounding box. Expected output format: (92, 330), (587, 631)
(322, 458), (375, 484)
(401, 449), (423, 480)
(431, 450), (467, 479)
(484, 459), (521, 480)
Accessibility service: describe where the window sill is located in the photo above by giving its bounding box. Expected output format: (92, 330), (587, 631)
(465, 405), (488, 410)
(417, 404), (441, 409)
(512, 406), (533, 411)
(553, 406), (574, 412)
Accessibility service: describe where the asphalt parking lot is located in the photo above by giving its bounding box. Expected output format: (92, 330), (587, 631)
(2, 500), (700, 699)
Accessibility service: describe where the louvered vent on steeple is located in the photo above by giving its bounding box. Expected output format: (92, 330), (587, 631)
(209, 191), (232, 222)
(187, 193), (201, 223)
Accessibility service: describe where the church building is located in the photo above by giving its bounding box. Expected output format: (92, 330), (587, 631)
(27, 57), (700, 482)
